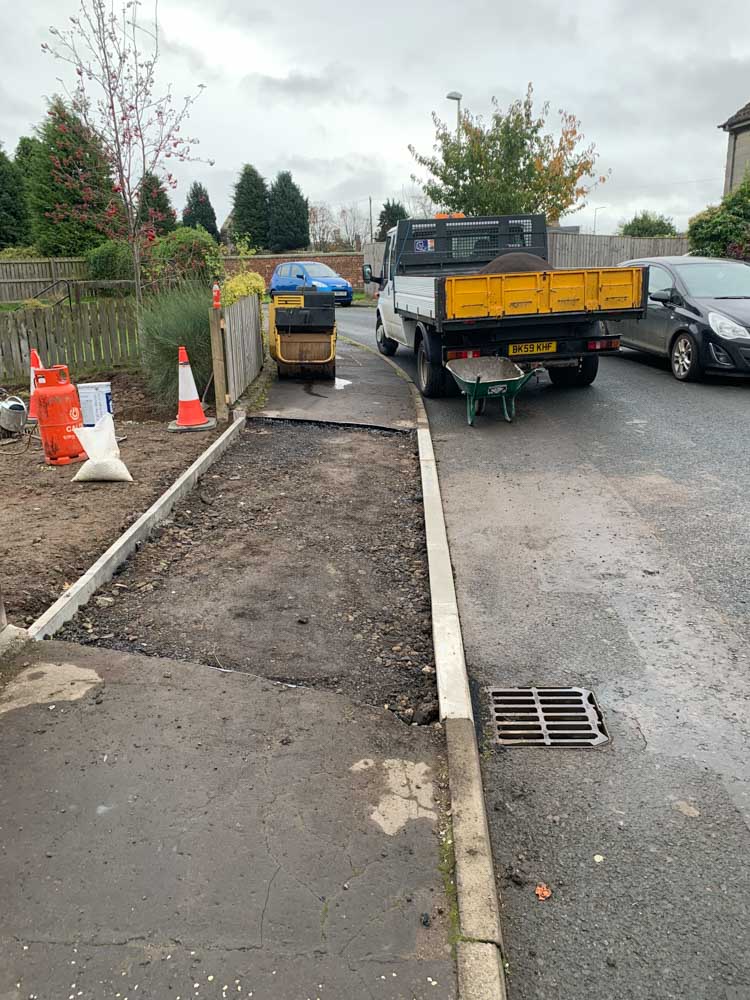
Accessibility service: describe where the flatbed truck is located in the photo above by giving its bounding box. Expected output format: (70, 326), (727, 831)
(363, 214), (648, 396)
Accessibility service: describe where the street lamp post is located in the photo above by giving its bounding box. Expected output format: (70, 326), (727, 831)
(446, 90), (462, 142)
(593, 205), (608, 235)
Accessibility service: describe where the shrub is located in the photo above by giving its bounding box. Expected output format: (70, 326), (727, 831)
(0, 245), (41, 260)
(148, 225), (217, 280)
(140, 283), (213, 407)
(222, 270), (265, 306)
(86, 240), (134, 281)
(688, 205), (750, 257)
(688, 174), (750, 257)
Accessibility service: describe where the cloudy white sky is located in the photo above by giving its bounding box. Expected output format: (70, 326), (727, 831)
(1, 0), (749, 236)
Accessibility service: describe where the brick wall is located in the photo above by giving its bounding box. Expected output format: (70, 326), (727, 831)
(225, 252), (365, 289)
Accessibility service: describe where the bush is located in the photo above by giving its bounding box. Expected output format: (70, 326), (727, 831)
(688, 174), (750, 257)
(86, 240), (134, 281)
(0, 245), (41, 260)
(140, 283), (213, 407)
(687, 205), (750, 257)
(222, 270), (265, 306)
(148, 226), (217, 280)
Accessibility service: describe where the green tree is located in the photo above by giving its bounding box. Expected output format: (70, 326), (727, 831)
(233, 165), (269, 248)
(137, 172), (176, 235)
(0, 148), (30, 249)
(13, 136), (42, 233)
(688, 173), (750, 259)
(182, 181), (219, 240)
(377, 199), (408, 240)
(27, 98), (113, 256)
(268, 171), (309, 252)
(620, 210), (677, 237)
(410, 83), (605, 222)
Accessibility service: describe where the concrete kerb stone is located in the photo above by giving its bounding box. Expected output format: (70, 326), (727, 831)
(456, 942), (507, 1000)
(0, 624), (29, 660)
(27, 411), (246, 641)
(340, 336), (507, 1000)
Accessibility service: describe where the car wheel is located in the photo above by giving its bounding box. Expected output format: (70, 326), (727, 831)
(416, 339), (446, 397)
(548, 355), (599, 387)
(670, 332), (702, 381)
(376, 320), (398, 356)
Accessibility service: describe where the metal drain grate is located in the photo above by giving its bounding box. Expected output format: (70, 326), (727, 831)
(489, 687), (608, 747)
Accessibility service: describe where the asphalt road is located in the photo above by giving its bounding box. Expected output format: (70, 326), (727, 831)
(339, 306), (750, 1000)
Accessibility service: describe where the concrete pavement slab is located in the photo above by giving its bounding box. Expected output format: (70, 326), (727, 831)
(0, 640), (456, 999)
(257, 339), (415, 430)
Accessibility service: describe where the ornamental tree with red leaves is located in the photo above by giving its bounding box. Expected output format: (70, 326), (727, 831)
(42, 0), (211, 312)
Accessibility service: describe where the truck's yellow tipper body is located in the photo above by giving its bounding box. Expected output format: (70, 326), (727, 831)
(444, 267), (644, 321)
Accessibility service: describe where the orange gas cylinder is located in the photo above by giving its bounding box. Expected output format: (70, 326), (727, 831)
(34, 365), (86, 466)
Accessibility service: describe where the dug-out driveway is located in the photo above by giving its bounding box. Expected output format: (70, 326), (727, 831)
(61, 421), (439, 723)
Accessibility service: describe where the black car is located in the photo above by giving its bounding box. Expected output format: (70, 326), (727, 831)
(608, 256), (750, 380)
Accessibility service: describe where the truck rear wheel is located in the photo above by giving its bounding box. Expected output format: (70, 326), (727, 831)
(376, 320), (398, 356)
(416, 339), (446, 397)
(548, 355), (599, 387)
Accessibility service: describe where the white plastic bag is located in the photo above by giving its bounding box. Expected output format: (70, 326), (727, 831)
(72, 414), (133, 483)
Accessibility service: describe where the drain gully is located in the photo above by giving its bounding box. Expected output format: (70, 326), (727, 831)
(488, 687), (608, 747)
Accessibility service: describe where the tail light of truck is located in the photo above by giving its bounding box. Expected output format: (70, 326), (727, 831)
(587, 338), (620, 350)
(446, 350), (481, 360)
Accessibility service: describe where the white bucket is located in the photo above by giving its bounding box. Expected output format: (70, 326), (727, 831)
(77, 382), (113, 427)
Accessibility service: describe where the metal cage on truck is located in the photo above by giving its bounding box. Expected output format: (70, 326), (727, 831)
(391, 215), (548, 276)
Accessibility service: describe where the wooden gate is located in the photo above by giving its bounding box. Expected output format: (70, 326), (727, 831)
(209, 293), (264, 420)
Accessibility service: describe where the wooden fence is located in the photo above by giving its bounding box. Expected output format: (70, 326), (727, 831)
(362, 233), (691, 277)
(209, 294), (264, 420)
(0, 299), (138, 382)
(0, 257), (88, 303)
(547, 233), (689, 267)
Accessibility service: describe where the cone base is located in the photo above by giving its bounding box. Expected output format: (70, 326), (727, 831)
(167, 416), (218, 433)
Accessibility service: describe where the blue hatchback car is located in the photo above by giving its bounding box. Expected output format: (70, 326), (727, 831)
(270, 261), (353, 305)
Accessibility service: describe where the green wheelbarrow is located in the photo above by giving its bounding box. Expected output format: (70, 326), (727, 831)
(446, 357), (537, 426)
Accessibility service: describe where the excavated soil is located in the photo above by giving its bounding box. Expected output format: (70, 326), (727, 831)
(60, 421), (440, 723)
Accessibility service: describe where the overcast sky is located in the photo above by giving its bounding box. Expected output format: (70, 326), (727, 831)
(1, 0), (749, 237)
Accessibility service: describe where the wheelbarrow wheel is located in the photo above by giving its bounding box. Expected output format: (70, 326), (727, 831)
(376, 320), (398, 357)
(475, 398), (486, 415)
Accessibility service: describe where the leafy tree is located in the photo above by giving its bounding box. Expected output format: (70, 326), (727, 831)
(0, 148), (31, 249)
(409, 83), (605, 222)
(620, 211), (677, 237)
(688, 173), (750, 259)
(43, 0), (209, 314)
(182, 181), (218, 240)
(377, 199), (408, 240)
(232, 165), (269, 248)
(138, 172), (176, 235)
(27, 98), (113, 256)
(13, 136), (42, 227)
(268, 171), (309, 252)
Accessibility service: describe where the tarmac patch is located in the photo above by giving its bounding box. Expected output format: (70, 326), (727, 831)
(352, 757), (437, 835)
(0, 661), (100, 717)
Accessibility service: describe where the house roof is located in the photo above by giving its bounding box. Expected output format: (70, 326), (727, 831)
(719, 100), (750, 131)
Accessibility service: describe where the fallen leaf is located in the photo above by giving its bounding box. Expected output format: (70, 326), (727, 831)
(535, 883), (552, 900)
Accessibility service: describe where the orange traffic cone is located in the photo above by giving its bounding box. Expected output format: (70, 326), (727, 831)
(168, 346), (217, 432)
(28, 348), (43, 421)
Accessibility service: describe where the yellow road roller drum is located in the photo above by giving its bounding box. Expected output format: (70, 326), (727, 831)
(269, 290), (337, 380)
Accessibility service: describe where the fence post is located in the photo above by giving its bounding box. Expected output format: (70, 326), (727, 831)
(209, 308), (229, 422)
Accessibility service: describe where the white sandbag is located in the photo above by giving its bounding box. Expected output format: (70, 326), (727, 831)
(72, 414), (133, 483)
